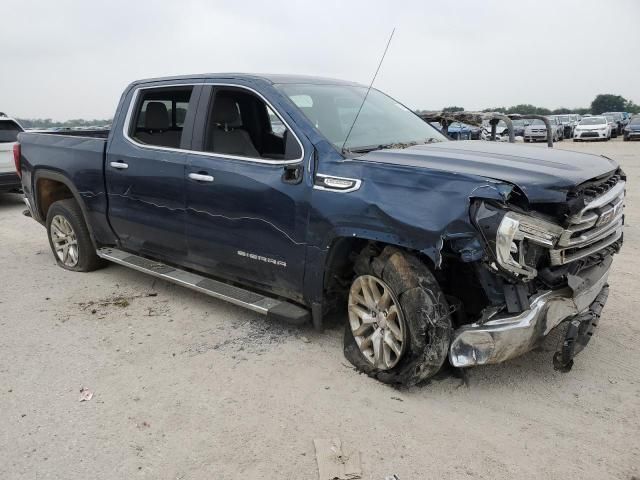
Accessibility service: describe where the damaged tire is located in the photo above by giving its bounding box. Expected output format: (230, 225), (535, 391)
(46, 199), (105, 272)
(343, 245), (452, 386)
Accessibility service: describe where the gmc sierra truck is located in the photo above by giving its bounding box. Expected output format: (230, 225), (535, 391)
(15, 74), (625, 385)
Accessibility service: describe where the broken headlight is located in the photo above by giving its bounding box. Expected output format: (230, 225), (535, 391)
(474, 202), (564, 280)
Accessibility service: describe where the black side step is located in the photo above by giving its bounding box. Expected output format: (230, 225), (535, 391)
(96, 248), (310, 325)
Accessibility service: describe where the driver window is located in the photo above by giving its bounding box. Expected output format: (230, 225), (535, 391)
(202, 88), (302, 160)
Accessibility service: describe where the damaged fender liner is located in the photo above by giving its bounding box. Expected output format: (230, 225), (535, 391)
(553, 284), (609, 372)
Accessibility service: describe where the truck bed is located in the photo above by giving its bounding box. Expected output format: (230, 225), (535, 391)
(18, 129), (115, 243)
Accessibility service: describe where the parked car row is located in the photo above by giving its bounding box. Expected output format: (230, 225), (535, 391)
(425, 111), (635, 144)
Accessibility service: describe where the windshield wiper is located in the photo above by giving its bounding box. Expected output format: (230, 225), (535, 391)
(344, 138), (440, 155)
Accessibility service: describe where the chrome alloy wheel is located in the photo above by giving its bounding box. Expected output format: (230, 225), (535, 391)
(348, 275), (406, 370)
(50, 215), (79, 267)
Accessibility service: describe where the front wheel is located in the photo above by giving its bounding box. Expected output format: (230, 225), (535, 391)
(343, 246), (452, 386)
(46, 199), (105, 272)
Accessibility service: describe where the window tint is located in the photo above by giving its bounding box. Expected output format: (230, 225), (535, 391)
(131, 86), (193, 148)
(0, 120), (23, 143)
(201, 88), (301, 160)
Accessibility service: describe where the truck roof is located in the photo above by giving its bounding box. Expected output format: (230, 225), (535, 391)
(130, 73), (362, 87)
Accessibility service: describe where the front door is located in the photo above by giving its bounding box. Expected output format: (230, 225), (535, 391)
(184, 85), (309, 300)
(105, 83), (202, 262)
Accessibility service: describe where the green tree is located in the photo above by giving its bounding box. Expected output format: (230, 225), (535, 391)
(591, 94), (627, 114)
(551, 108), (572, 114)
(442, 106), (464, 112)
(625, 100), (640, 114)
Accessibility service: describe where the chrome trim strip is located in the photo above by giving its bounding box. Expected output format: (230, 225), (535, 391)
(313, 173), (362, 193)
(569, 180), (625, 222)
(121, 82), (306, 166)
(559, 214), (623, 248)
(550, 228), (622, 265)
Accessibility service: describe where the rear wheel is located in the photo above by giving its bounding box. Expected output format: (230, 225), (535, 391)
(343, 245), (452, 386)
(46, 199), (105, 272)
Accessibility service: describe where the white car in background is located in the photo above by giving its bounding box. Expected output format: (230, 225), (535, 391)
(573, 116), (611, 141)
(0, 113), (24, 192)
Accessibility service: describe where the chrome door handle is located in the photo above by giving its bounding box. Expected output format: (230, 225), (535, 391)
(110, 161), (129, 169)
(188, 173), (214, 182)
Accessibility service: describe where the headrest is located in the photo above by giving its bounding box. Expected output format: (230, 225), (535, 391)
(211, 97), (240, 126)
(145, 102), (170, 131)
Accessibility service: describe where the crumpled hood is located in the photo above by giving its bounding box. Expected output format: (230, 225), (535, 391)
(360, 140), (618, 203)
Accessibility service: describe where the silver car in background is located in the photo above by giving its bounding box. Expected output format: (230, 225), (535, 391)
(524, 117), (563, 142)
(552, 114), (576, 139)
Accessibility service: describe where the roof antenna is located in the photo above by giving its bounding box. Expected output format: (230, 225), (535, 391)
(341, 27), (396, 154)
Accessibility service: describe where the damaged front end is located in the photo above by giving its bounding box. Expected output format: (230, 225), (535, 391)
(446, 171), (625, 370)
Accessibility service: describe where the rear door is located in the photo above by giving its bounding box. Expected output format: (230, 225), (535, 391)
(105, 82), (203, 263)
(184, 84), (310, 300)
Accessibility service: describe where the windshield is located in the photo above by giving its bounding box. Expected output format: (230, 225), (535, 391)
(276, 83), (447, 152)
(0, 120), (23, 143)
(580, 117), (606, 125)
(630, 117), (640, 125)
(558, 115), (571, 122)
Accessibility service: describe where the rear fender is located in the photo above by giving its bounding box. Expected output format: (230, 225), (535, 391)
(32, 170), (102, 248)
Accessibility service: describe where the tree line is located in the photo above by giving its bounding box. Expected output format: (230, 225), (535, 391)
(16, 118), (112, 129)
(435, 94), (639, 116)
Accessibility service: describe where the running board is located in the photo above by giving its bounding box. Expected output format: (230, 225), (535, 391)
(96, 247), (310, 325)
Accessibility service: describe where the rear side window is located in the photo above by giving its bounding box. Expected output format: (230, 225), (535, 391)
(130, 86), (194, 148)
(0, 120), (23, 143)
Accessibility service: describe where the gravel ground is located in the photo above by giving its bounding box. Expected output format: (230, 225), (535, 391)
(1, 138), (639, 480)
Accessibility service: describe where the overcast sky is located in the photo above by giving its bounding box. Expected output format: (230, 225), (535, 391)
(2, 0), (638, 120)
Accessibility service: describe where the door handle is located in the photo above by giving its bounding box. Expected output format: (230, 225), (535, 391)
(110, 161), (129, 169)
(188, 172), (214, 182)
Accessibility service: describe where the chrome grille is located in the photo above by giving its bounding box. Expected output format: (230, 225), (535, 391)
(550, 179), (625, 265)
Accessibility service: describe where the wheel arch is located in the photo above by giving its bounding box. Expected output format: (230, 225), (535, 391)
(316, 234), (439, 321)
(33, 169), (98, 248)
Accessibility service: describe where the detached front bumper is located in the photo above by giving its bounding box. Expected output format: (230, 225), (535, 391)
(449, 257), (612, 368)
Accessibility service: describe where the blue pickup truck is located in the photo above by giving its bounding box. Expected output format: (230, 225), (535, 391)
(15, 74), (625, 385)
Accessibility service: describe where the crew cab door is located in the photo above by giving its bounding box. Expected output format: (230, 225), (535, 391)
(105, 83), (203, 262)
(184, 84), (310, 300)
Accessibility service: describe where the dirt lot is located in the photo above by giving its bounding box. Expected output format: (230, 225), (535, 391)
(1, 138), (638, 480)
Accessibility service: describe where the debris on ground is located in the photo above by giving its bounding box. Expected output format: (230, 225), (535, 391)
(77, 292), (159, 312)
(79, 387), (93, 402)
(300, 336), (311, 343)
(313, 438), (362, 480)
